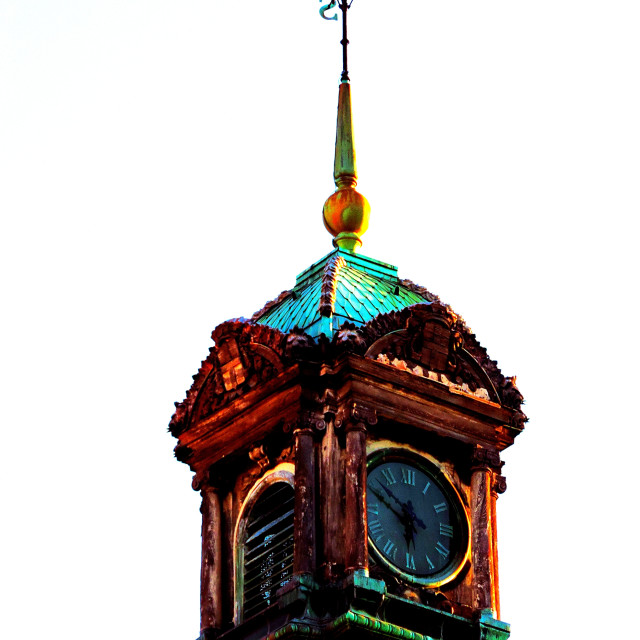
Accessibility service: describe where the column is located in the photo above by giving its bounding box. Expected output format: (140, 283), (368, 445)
(490, 473), (507, 619)
(200, 487), (223, 633)
(344, 419), (368, 572)
(293, 422), (316, 576)
(320, 416), (343, 580)
(470, 447), (500, 616)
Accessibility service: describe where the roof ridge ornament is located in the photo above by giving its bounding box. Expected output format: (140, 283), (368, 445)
(320, 1), (370, 253)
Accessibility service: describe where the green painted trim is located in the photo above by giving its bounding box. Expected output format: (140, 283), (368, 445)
(338, 610), (438, 640)
(478, 610), (510, 640)
(262, 610), (439, 640)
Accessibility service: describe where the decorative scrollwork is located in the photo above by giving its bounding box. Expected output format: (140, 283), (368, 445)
(492, 475), (508, 495)
(319, 0), (338, 21)
(470, 446), (503, 472)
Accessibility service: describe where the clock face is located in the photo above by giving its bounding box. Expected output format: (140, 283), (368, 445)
(366, 453), (469, 586)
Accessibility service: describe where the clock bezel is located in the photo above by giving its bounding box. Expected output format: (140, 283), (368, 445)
(366, 448), (470, 588)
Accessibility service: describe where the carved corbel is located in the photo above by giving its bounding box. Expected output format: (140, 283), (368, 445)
(492, 474), (507, 495)
(248, 444), (271, 472)
(174, 444), (193, 464)
(192, 473), (206, 492)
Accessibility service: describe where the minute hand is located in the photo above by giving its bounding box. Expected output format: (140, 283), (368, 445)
(375, 482), (426, 551)
(378, 482), (427, 530)
(370, 485), (405, 524)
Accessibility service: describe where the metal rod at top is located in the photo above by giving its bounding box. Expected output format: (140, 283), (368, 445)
(340, 1), (350, 82)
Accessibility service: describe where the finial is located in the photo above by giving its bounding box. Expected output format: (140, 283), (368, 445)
(320, 1), (370, 252)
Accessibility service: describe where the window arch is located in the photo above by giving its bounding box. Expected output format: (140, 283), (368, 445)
(238, 472), (295, 621)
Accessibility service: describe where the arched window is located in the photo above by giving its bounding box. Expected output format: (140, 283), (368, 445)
(242, 481), (294, 619)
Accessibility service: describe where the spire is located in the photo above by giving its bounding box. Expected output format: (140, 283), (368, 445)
(321, 1), (370, 253)
(333, 80), (356, 189)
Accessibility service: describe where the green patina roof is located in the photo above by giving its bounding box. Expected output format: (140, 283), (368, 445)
(254, 249), (432, 338)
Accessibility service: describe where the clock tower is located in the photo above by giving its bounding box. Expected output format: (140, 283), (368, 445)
(169, 4), (526, 640)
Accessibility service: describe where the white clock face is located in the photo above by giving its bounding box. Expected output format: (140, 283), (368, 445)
(366, 453), (469, 586)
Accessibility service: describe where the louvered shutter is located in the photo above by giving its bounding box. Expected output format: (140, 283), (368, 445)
(242, 482), (294, 619)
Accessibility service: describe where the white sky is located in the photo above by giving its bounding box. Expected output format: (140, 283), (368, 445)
(1, 2), (639, 639)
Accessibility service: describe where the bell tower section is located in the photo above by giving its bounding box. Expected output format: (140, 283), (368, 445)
(169, 4), (526, 640)
(170, 282), (525, 640)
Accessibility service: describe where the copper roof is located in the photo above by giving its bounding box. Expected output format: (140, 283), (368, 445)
(252, 249), (438, 338)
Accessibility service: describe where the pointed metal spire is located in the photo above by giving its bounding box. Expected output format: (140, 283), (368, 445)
(333, 79), (357, 189)
(321, 1), (370, 252)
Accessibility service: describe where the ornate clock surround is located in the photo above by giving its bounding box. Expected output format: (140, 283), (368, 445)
(365, 445), (471, 589)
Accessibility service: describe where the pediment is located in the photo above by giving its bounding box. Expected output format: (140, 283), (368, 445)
(170, 303), (525, 442)
(361, 304), (520, 410)
(170, 320), (289, 436)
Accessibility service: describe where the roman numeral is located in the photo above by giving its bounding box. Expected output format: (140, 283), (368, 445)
(367, 503), (379, 516)
(433, 502), (447, 513)
(422, 481), (431, 495)
(425, 554), (435, 570)
(381, 468), (397, 485)
(369, 519), (384, 540)
(435, 541), (449, 558)
(382, 539), (397, 559)
(401, 468), (416, 485)
(439, 523), (454, 538)
(405, 553), (416, 570)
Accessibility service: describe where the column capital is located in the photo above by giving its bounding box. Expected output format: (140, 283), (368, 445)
(287, 410), (327, 435)
(336, 402), (377, 432)
(470, 446), (503, 472)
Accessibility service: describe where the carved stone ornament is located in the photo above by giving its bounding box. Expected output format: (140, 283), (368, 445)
(248, 444), (271, 471)
(288, 410), (327, 435)
(362, 304), (498, 403)
(492, 474), (507, 495)
(470, 446), (503, 472)
(332, 321), (368, 355)
(170, 302), (526, 440)
(284, 327), (318, 361)
(335, 402), (377, 432)
(169, 320), (288, 436)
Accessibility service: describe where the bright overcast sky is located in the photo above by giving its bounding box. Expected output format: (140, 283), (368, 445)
(1, 2), (639, 639)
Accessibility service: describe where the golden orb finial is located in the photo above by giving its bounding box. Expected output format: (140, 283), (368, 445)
(322, 80), (370, 252)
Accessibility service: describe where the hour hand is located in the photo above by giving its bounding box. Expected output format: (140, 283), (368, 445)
(402, 499), (427, 531)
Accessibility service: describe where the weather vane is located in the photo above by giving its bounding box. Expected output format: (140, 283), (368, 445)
(319, 1), (354, 82)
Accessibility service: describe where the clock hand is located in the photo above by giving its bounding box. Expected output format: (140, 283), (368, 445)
(402, 499), (427, 530)
(374, 482), (428, 543)
(377, 481), (411, 515)
(374, 482), (424, 551)
(376, 484), (426, 528)
(370, 485), (405, 524)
